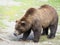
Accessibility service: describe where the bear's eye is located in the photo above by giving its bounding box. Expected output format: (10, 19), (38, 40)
(21, 21), (26, 26)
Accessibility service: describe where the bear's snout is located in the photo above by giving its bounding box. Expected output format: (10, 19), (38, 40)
(14, 30), (20, 36)
(14, 33), (17, 36)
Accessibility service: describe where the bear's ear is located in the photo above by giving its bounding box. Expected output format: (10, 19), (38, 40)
(16, 20), (18, 23)
(26, 8), (36, 15)
(21, 21), (26, 26)
(16, 20), (19, 23)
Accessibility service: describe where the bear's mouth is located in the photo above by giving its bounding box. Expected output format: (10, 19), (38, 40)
(14, 30), (22, 36)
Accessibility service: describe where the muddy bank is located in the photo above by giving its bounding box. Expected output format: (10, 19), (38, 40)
(0, 25), (60, 45)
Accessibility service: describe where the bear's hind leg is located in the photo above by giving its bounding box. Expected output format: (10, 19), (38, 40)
(48, 23), (58, 39)
(42, 27), (48, 35)
(22, 29), (31, 41)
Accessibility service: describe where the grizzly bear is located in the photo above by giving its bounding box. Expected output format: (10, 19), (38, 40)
(14, 4), (58, 42)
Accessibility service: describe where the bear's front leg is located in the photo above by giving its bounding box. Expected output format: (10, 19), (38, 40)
(33, 30), (41, 42)
(22, 29), (31, 41)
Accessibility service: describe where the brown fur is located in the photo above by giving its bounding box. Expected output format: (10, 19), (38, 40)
(14, 4), (58, 42)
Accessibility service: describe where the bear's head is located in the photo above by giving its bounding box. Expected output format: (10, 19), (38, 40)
(14, 17), (32, 36)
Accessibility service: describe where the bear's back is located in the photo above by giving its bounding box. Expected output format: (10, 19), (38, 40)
(35, 5), (58, 28)
(21, 5), (58, 28)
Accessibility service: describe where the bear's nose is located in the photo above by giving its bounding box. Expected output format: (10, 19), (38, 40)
(14, 33), (17, 36)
